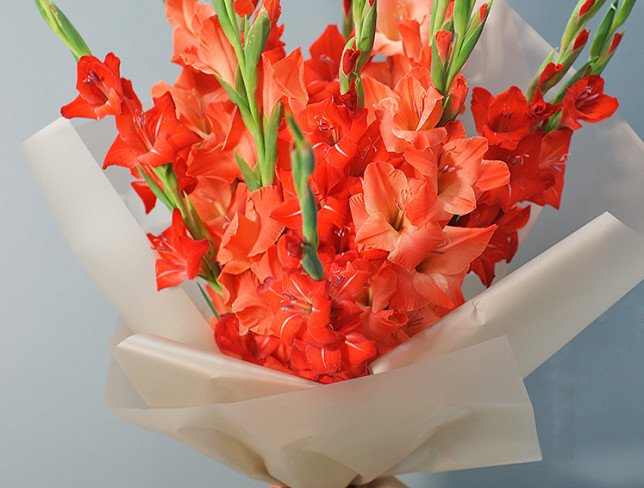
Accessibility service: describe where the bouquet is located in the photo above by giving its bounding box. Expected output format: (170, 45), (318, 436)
(22, 0), (644, 486)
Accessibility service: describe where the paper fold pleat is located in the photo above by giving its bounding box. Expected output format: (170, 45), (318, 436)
(21, 118), (212, 350)
(108, 336), (540, 488)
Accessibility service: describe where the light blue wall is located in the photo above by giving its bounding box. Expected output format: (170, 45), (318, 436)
(1, 1), (641, 487)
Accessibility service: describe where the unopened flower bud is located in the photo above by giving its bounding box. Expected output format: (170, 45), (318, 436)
(573, 29), (589, 51)
(539, 62), (565, 87)
(342, 48), (361, 76)
(610, 32), (623, 53)
(580, 0), (595, 18)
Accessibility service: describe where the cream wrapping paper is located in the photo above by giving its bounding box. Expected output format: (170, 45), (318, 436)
(21, 0), (644, 487)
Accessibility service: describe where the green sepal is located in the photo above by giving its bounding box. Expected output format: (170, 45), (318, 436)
(560, 0), (606, 53)
(211, 0), (237, 43)
(453, 0), (472, 38)
(613, 0), (635, 31)
(286, 116), (325, 281)
(430, 0), (450, 37)
(590, 2), (617, 60)
(356, 1), (377, 72)
(215, 74), (252, 124)
(301, 244), (324, 281)
(244, 12), (271, 89)
(446, 1), (491, 89)
(431, 39), (447, 94)
(235, 152), (262, 191)
(35, 0), (91, 60)
(262, 101), (283, 186)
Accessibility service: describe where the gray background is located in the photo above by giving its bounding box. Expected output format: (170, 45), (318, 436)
(1, 1), (642, 487)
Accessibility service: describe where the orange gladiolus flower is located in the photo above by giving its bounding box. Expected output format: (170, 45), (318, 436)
(351, 161), (443, 269)
(375, 67), (446, 153)
(374, 0), (432, 56)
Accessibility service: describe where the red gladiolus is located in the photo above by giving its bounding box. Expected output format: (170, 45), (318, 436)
(104, 92), (202, 169)
(148, 209), (211, 290)
(472, 86), (532, 150)
(61, 53), (125, 120)
(465, 204), (531, 287)
(561, 75), (618, 130)
(51, 0), (624, 384)
(529, 88), (559, 122)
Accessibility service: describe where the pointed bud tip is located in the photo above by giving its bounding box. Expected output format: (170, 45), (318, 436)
(610, 32), (623, 53)
(580, 0), (595, 18)
(573, 29), (590, 51)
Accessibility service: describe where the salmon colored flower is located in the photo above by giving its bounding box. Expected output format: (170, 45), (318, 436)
(165, 0), (214, 66)
(179, 16), (239, 86)
(61, 53), (126, 120)
(351, 161), (443, 269)
(217, 186), (284, 275)
(404, 135), (509, 217)
(104, 92), (201, 169)
(375, 67), (446, 153)
(385, 225), (496, 310)
(262, 48), (309, 114)
(472, 86), (532, 150)
(148, 209), (210, 290)
(374, 0), (432, 56)
(561, 75), (618, 130)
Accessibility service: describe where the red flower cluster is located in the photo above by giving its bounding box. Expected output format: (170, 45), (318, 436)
(463, 74), (617, 285)
(59, 0), (620, 382)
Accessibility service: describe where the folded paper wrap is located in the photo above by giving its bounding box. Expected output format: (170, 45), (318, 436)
(21, 1), (644, 487)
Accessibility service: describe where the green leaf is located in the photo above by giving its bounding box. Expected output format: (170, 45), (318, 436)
(138, 166), (174, 211)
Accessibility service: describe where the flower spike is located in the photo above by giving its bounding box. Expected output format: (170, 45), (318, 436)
(286, 116), (324, 281)
(35, 0), (91, 60)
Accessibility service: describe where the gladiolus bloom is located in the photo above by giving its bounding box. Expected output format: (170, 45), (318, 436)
(561, 75), (618, 130)
(104, 92), (201, 169)
(472, 86), (533, 150)
(61, 53), (125, 120)
(148, 209), (211, 290)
